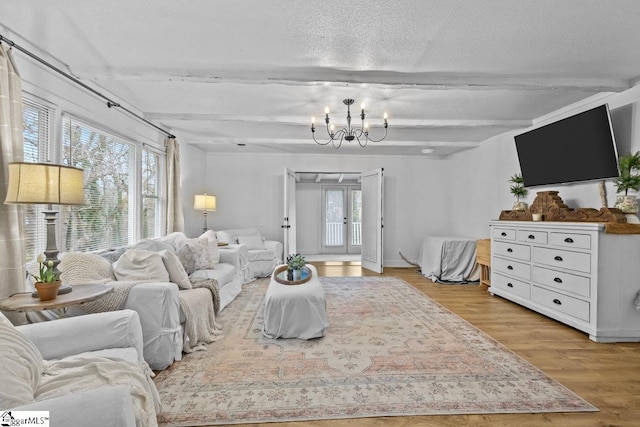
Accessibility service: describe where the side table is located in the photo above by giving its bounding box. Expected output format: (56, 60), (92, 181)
(0, 283), (113, 315)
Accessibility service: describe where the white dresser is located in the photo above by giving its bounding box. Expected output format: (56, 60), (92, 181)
(489, 220), (640, 342)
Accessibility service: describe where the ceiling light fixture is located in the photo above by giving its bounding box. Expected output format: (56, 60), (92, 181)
(421, 148), (435, 154)
(311, 99), (388, 148)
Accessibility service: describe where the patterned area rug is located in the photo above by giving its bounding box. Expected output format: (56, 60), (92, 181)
(154, 276), (597, 426)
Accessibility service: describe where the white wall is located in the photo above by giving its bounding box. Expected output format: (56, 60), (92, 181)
(190, 153), (451, 266)
(448, 87), (640, 238)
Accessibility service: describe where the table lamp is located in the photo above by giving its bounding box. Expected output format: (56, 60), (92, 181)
(193, 193), (216, 233)
(4, 162), (85, 293)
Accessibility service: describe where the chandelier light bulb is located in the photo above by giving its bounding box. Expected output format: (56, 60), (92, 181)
(325, 106), (330, 115)
(361, 103), (365, 110)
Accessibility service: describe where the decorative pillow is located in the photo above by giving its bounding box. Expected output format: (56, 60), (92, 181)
(238, 234), (265, 250)
(176, 245), (196, 276)
(216, 231), (236, 245)
(112, 249), (170, 282)
(133, 239), (175, 253)
(184, 237), (215, 271)
(98, 246), (128, 264)
(59, 252), (115, 285)
(0, 313), (43, 408)
(161, 232), (188, 251)
(199, 230), (220, 265)
(159, 250), (192, 289)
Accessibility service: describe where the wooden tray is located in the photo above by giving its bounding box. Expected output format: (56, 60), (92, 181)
(273, 265), (312, 285)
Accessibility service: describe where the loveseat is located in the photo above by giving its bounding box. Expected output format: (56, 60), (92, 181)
(216, 227), (283, 281)
(1, 309), (160, 427)
(30, 231), (247, 370)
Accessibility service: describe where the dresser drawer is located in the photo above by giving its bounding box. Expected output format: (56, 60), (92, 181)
(493, 228), (516, 241)
(549, 232), (591, 250)
(517, 230), (548, 244)
(532, 247), (591, 274)
(493, 241), (530, 261)
(532, 266), (591, 298)
(493, 257), (530, 280)
(492, 273), (530, 299)
(531, 286), (590, 322)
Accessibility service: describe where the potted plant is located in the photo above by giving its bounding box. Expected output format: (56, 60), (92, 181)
(509, 173), (529, 211)
(31, 253), (61, 301)
(286, 253), (306, 280)
(614, 151), (640, 214)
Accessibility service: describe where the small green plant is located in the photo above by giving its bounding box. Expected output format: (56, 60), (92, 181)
(31, 253), (60, 283)
(286, 253), (306, 270)
(615, 151), (640, 196)
(508, 173), (528, 201)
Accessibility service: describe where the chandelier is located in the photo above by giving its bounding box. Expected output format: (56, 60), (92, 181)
(311, 99), (388, 148)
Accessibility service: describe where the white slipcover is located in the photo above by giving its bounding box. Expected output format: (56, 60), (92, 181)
(262, 264), (327, 340)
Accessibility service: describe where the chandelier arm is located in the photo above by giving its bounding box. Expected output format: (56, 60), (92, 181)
(362, 127), (388, 143)
(312, 133), (333, 146)
(354, 132), (368, 148)
(332, 134), (344, 149)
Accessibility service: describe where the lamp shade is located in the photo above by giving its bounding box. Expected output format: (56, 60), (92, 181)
(193, 194), (216, 211)
(4, 162), (85, 205)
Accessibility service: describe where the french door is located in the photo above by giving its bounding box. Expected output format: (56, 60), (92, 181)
(321, 185), (362, 254)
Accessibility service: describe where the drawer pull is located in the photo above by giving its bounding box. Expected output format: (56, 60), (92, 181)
(554, 277), (563, 283)
(564, 237), (574, 243)
(507, 265), (513, 270)
(507, 283), (514, 288)
(553, 298), (562, 305)
(501, 232), (507, 237)
(507, 248), (513, 253)
(528, 234), (535, 239)
(554, 256), (563, 262)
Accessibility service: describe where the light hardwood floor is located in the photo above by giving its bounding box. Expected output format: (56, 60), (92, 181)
(219, 263), (640, 427)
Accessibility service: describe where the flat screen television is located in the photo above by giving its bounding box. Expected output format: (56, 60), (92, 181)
(514, 104), (619, 187)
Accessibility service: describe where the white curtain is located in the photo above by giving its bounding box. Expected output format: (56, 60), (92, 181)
(0, 44), (26, 323)
(165, 137), (184, 233)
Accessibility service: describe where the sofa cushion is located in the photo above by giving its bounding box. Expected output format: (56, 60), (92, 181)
(0, 313), (43, 408)
(113, 249), (170, 282)
(160, 232), (189, 250)
(59, 252), (115, 285)
(160, 249), (192, 289)
(189, 262), (236, 289)
(238, 234), (264, 250)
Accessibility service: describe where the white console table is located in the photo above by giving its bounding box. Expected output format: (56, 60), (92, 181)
(489, 220), (640, 342)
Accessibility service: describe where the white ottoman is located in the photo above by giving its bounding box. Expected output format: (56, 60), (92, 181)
(262, 264), (327, 339)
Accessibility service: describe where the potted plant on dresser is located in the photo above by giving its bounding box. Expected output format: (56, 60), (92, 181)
(614, 151), (640, 221)
(509, 173), (529, 211)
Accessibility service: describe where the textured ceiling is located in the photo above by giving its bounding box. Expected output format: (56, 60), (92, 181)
(2, 0), (640, 156)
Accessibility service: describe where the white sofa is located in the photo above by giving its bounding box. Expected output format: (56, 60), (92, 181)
(216, 228), (283, 281)
(30, 231), (247, 370)
(1, 309), (160, 427)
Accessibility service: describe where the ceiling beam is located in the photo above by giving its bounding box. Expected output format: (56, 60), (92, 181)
(82, 68), (631, 93)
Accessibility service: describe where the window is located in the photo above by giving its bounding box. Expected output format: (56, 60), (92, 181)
(22, 99), (50, 260)
(142, 148), (161, 239)
(22, 99), (166, 258)
(61, 116), (136, 252)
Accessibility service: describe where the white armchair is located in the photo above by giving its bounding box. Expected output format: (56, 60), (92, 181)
(1, 310), (160, 427)
(216, 228), (283, 281)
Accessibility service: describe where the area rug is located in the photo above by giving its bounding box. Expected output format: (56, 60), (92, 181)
(154, 276), (597, 426)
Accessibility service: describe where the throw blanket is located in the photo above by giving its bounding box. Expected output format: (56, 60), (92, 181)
(38, 353), (160, 427)
(81, 279), (223, 353)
